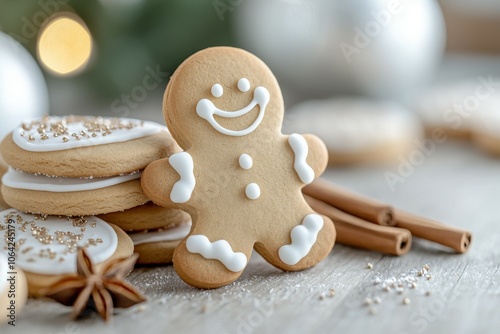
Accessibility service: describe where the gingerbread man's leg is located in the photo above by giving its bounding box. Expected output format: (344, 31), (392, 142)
(255, 209), (336, 272)
(173, 221), (255, 288)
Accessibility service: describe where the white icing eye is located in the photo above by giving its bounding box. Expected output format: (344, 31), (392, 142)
(211, 84), (223, 98)
(237, 78), (250, 92)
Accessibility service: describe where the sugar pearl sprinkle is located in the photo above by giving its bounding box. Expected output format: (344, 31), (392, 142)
(362, 263), (434, 315)
(19, 116), (145, 144)
(2, 212), (101, 262)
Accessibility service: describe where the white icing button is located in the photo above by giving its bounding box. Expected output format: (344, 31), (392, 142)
(239, 153), (253, 170)
(237, 78), (251, 92)
(211, 83), (223, 98)
(0, 209), (118, 275)
(245, 183), (260, 200)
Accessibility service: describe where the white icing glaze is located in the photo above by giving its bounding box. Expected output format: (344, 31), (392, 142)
(186, 235), (247, 272)
(283, 98), (423, 152)
(0, 209), (118, 275)
(2, 168), (141, 192)
(130, 221), (191, 246)
(169, 152), (196, 203)
(238, 78), (251, 92)
(245, 183), (260, 200)
(12, 116), (165, 152)
(279, 214), (324, 266)
(196, 86), (270, 136)
(288, 133), (314, 184)
(211, 83), (223, 98)
(471, 93), (500, 138)
(417, 81), (480, 129)
(0, 253), (7, 293)
(239, 153), (253, 170)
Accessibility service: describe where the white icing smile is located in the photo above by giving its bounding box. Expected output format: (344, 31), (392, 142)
(196, 78), (270, 137)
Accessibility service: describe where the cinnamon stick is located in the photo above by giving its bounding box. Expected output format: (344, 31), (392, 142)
(395, 211), (472, 254)
(303, 178), (396, 226)
(305, 195), (411, 256)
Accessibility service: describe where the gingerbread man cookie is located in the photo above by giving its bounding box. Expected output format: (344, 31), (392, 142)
(141, 47), (336, 288)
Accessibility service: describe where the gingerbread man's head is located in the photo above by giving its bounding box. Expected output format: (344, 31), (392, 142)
(164, 47), (284, 149)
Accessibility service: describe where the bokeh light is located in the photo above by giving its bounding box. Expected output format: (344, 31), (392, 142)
(37, 14), (92, 76)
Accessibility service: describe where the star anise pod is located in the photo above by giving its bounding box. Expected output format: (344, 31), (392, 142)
(44, 247), (146, 321)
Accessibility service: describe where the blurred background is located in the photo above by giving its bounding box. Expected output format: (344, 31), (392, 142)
(1, 0), (500, 165)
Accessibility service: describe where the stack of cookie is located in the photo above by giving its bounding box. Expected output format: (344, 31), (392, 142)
(0, 116), (191, 296)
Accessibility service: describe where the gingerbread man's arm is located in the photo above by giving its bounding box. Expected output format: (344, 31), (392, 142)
(302, 134), (329, 178)
(141, 152), (196, 210)
(287, 133), (328, 184)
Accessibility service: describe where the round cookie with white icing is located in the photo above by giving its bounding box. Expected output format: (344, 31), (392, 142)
(283, 98), (423, 165)
(0, 253), (28, 325)
(0, 209), (134, 297)
(0, 116), (179, 178)
(1, 168), (148, 215)
(141, 47), (336, 289)
(471, 92), (500, 156)
(415, 81), (485, 138)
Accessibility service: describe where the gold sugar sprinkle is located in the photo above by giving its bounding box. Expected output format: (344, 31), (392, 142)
(62, 137), (69, 142)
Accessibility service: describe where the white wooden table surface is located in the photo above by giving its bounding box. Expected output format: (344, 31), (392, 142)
(4, 140), (499, 334)
(3, 53), (500, 334)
